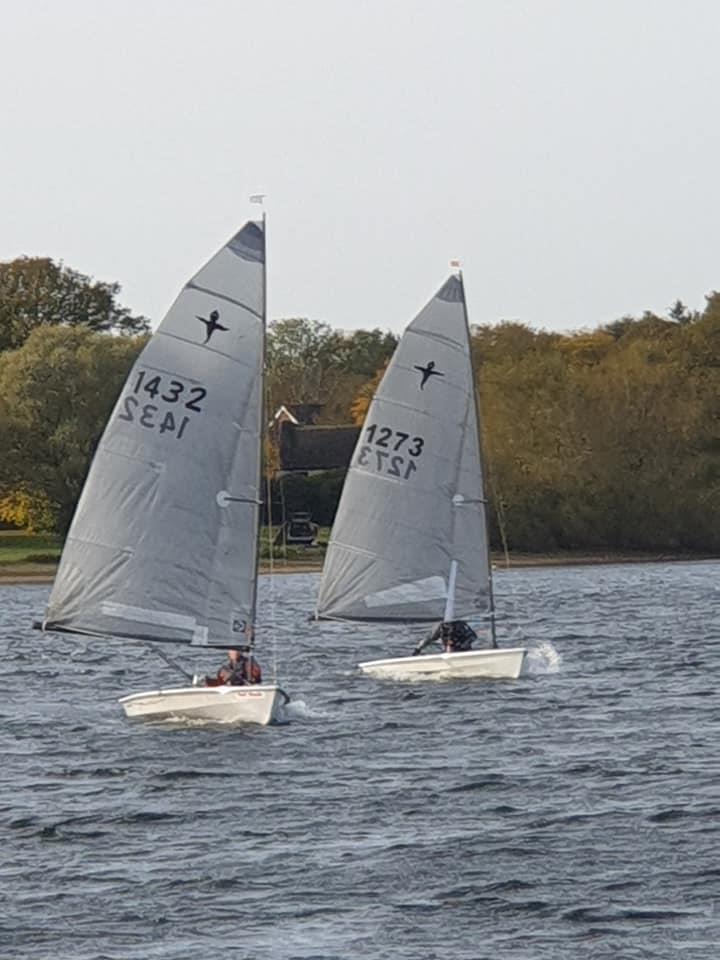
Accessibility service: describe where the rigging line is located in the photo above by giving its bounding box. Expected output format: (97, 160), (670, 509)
(266, 468), (278, 682)
(264, 385), (279, 684)
(486, 456), (511, 570)
(135, 639), (194, 682)
(279, 471), (288, 565)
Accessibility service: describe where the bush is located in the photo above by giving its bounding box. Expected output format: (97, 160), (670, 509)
(264, 470), (346, 527)
(0, 489), (58, 533)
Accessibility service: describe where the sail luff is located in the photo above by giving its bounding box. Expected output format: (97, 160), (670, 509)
(249, 212), (267, 633)
(458, 270), (495, 636)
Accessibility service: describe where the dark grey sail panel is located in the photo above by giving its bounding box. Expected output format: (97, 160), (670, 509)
(44, 221), (265, 647)
(316, 273), (491, 622)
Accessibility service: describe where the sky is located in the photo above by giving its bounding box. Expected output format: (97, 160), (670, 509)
(2, 0), (720, 334)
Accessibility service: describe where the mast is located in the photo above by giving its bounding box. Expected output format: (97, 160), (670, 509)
(458, 269), (498, 648)
(443, 559), (458, 622)
(250, 209), (267, 644)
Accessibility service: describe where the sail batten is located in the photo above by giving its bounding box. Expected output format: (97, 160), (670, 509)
(185, 281), (264, 316)
(316, 272), (491, 625)
(44, 221), (266, 648)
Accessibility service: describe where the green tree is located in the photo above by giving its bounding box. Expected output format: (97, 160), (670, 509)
(668, 299), (699, 325)
(266, 320), (398, 422)
(336, 328), (397, 377)
(0, 256), (149, 352)
(0, 325), (146, 533)
(266, 317), (344, 408)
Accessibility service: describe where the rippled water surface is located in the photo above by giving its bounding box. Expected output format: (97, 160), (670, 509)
(2, 563), (719, 959)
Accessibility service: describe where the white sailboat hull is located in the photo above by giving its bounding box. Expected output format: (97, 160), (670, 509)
(118, 684), (286, 726)
(358, 647), (526, 681)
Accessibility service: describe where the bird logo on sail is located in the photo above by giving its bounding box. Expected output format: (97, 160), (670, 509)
(414, 360), (444, 390)
(197, 309), (228, 344)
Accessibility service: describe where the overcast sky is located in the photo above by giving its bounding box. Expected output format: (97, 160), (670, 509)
(2, 0), (719, 334)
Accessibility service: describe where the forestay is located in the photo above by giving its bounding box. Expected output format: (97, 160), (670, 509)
(44, 221), (266, 647)
(316, 274), (491, 622)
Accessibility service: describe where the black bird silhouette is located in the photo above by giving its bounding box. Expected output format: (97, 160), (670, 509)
(414, 360), (444, 389)
(197, 309), (228, 344)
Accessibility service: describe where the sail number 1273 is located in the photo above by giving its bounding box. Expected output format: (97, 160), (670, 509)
(355, 423), (425, 480)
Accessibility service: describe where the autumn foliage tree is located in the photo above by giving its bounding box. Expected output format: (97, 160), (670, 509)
(350, 361), (388, 425)
(0, 256), (149, 532)
(473, 298), (720, 552)
(0, 326), (145, 532)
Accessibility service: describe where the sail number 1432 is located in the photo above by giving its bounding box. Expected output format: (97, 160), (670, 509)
(117, 369), (207, 440)
(355, 423), (424, 480)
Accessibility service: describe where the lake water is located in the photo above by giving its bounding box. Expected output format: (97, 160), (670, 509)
(1, 563), (718, 959)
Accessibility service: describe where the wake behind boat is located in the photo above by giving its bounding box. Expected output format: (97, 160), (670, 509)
(316, 269), (526, 681)
(40, 216), (291, 725)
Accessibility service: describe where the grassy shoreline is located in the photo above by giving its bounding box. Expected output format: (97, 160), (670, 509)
(1, 549), (718, 585)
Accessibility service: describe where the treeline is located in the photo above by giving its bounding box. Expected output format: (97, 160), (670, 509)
(475, 298), (720, 552)
(2, 253), (720, 553)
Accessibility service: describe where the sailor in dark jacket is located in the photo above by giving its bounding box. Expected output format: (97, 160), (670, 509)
(412, 620), (490, 656)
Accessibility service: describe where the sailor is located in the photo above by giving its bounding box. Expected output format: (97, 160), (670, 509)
(412, 620), (484, 656)
(205, 647), (263, 686)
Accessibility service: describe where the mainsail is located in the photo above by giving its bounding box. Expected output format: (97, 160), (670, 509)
(44, 221), (266, 647)
(316, 273), (492, 622)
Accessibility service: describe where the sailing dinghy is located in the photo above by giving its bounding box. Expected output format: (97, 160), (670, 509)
(315, 270), (525, 681)
(41, 218), (289, 725)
